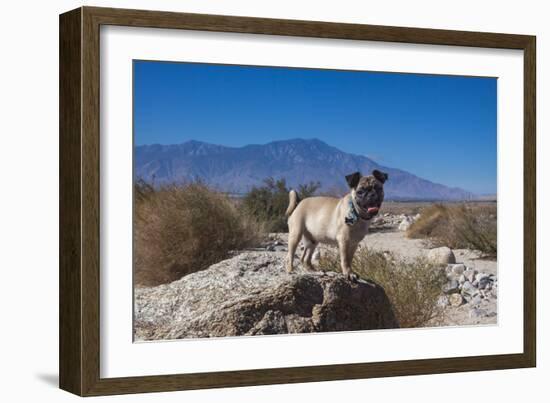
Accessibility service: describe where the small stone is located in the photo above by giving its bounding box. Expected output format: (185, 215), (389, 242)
(446, 272), (460, 282)
(449, 293), (464, 307)
(444, 279), (460, 294)
(427, 247), (456, 265)
(461, 281), (478, 302)
(475, 273), (489, 283)
(471, 295), (482, 306)
(451, 264), (466, 276)
(464, 269), (477, 283)
(458, 274), (466, 284)
(437, 295), (449, 307)
(478, 277), (492, 290)
(469, 308), (488, 319)
(462, 281), (476, 294)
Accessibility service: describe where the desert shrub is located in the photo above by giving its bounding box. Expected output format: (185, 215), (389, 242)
(134, 178), (155, 203)
(318, 248), (447, 328)
(406, 203), (448, 238)
(134, 183), (265, 287)
(407, 203), (497, 256)
(242, 177), (320, 232)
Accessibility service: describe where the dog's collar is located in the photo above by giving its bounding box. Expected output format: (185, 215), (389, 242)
(345, 197), (367, 226)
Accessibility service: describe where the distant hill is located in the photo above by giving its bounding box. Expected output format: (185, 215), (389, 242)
(134, 138), (475, 201)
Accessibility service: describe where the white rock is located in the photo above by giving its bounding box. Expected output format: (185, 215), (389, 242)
(461, 281), (479, 303)
(464, 269), (477, 283)
(450, 264), (466, 276)
(462, 281), (477, 295)
(427, 247), (456, 265)
(398, 216), (414, 231)
(444, 280), (460, 294)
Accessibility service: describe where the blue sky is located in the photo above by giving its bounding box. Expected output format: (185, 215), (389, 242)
(134, 61), (497, 194)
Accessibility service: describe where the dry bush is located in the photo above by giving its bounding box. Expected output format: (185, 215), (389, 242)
(406, 203), (448, 238)
(134, 182), (265, 287)
(407, 203), (497, 257)
(319, 248), (447, 328)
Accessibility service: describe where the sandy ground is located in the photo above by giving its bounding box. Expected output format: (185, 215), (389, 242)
(275, 229), (497, 276)
(364, 231), (497, 275)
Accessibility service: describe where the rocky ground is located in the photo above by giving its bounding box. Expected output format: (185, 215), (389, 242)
(261, 212), (497, 327)
(135, 212), (497, 340)
(369, 213), (498, 327)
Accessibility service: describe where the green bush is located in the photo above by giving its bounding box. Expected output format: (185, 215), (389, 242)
(134, 182), (265, 287)
(319, 248), (447, 328)
(242, 177), (320, 232)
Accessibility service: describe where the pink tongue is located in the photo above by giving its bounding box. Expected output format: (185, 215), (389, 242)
(367, 207), (379, 214)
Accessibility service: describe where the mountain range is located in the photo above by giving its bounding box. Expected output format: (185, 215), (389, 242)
(134, 138), (475, 200)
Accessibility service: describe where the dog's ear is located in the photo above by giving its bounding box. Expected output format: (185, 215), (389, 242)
(345, 172), (361, 189)
(372, 169), (389, 184)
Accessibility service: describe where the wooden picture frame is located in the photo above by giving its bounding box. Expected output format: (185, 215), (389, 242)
(59, 6), (536, 396)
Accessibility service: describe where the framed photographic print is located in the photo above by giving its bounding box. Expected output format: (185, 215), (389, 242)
(59, 6), (536, 396)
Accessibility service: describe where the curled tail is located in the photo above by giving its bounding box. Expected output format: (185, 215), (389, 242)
(285, 190), (300, 217)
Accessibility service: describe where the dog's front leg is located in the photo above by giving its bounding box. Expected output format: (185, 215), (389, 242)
(337, 237), (359, 282)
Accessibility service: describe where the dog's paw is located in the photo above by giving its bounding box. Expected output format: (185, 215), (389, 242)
(304, 263), (316, 272)
(346, 272), (359, 283)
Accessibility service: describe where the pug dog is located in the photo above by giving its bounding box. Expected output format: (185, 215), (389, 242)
(285, 170), (388, 281)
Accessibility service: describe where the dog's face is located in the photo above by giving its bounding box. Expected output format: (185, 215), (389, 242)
(345, 170), (388, 219)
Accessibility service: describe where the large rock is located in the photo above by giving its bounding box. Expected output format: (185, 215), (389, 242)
(134, 251), (399, 341)
(427, 246), (456, 265)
